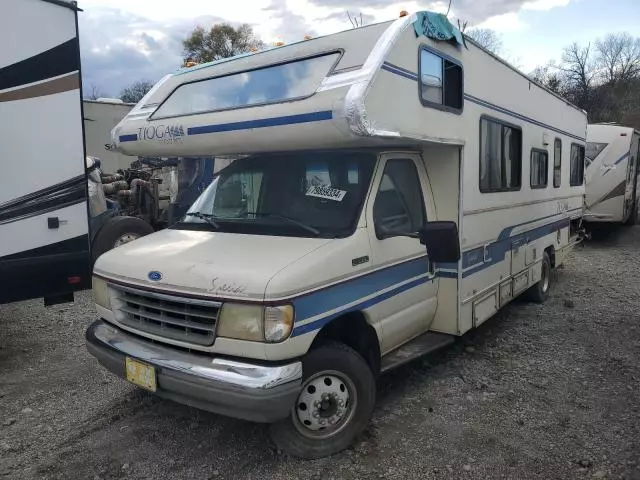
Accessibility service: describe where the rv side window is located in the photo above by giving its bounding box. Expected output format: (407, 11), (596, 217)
(373, 159), (427, 239)
(553, 138), (562, 188)
(530, 149), (549, 189)
(419, 48), (463, 112)
(479, 118), (522, 192)
(570, 144), (585, 186)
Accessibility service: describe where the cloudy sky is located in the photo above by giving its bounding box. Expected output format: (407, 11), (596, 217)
(77, 0), (640, 98)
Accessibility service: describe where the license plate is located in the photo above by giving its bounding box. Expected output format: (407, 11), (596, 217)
(125, 357), (157, 392)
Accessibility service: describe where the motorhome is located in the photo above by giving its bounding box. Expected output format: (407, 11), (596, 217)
(584, 123), (640, 225)
(86, 11), (587, 458)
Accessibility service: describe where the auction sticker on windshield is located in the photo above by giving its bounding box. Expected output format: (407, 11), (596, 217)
(306, 185), (347, 201)
(125, 357), (157, 392)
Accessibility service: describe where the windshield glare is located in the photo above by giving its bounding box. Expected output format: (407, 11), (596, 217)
(178, 152), (377, 238)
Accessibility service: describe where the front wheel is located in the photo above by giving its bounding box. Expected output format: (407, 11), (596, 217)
(92, 216), (155, 263)
(269, 342), (376, 459)
(526, 251), (551, 303)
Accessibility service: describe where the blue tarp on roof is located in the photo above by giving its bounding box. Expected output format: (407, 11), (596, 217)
(413, 12), (465, 48)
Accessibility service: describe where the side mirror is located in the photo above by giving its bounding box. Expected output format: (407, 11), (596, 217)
(419, 221), (460, 264)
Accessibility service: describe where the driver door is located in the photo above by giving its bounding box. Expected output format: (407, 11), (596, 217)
(366, 153), (438, 354)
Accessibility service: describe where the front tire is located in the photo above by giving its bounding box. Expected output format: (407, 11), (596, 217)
(526, 251), (551, 303)
(269, 342), (376, 459)
(92, 216), (154, 262)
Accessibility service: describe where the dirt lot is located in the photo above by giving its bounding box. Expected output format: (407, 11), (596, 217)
(1, 226), (639, 480)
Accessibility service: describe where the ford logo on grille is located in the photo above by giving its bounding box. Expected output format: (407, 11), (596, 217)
(148, 271), (163, 282)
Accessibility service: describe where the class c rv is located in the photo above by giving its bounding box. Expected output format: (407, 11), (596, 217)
(86, 11), (587, 458)
(584, 123), (640, 225)
(1, 0), (157, 306)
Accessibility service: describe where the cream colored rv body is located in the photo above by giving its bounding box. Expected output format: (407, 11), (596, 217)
(86, 12), (587, 459)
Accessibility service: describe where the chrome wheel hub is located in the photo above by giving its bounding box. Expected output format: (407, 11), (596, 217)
(294, 371), (355, 438)
(114, 233), (140, 247)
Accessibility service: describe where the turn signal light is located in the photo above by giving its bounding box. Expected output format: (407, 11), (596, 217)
(399, 10), (408, 17)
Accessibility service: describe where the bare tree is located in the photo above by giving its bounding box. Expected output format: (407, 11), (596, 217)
(183, 24), (264, 64)
(346, 11), (364, 28)
(596, 33), (640, 84)
(85, 84), (104, 101)
(466, 28), (502, 55)
(119, 80), (154, 104)
(530, 62), (565, 95)
(559, 42), (596, 106)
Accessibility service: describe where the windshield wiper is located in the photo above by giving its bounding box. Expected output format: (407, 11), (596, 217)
(246, 212), (320, 236)
(185, 212), (220, 230)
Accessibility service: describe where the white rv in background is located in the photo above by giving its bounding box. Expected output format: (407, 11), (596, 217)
(83, 99), (137, 172)
(585, 123), (640, 225)
(86, 11), (587, 458)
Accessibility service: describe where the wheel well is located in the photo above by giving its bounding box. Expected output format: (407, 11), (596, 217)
(545, 245), (556, 268)
(310, 312), (381, 375)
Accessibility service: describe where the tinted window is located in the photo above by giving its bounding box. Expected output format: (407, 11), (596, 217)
(154, 53), (339, 118)
(530, 149), (549, 189)
(570, 144), (585, 186)
(479, 118), (522, 192)
(553, 138), (562, 188)
(585, 142), (608, 167)
(373, 159), (427, 238)
(420, 48), (463, 112)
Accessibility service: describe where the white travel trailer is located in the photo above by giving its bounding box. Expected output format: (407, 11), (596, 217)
(83, 99), (137, 172)
(0, 0), (92, 304)
(86, 12), (587, 458)
(0, 0), (157, 306)
(584, 123), (640, 225)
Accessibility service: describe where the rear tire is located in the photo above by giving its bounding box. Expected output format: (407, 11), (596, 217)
(269, 342), (376, 459)
(92, 216), (154, 262)
(525, 251), (551, 303)
(625, 200), (637, 226)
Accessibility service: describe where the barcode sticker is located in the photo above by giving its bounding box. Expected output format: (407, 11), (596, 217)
(306, 185), (347, 202)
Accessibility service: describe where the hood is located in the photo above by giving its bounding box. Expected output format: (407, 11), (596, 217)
(93, 229), (332, 300)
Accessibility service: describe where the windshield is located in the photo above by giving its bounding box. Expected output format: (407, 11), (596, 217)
(175, 152), (377, 238)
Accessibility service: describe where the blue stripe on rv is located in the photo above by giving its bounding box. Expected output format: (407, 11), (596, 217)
(602, 151), (630, 176)
(380, 64), (585, 143)
(291, 213), (574, 336)
(187, 111), (334, 136)
(119, 134), (138, 142)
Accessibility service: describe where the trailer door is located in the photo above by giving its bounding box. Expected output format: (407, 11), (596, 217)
(0, 0), (90, 304)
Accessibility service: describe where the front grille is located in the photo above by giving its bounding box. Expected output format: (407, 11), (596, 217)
(110, 284), (221, 347)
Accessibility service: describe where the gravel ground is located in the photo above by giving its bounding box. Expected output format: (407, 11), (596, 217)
(1, 226), (639, 480)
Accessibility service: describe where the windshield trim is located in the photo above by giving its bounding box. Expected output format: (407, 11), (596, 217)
(150, 50), (344, 121)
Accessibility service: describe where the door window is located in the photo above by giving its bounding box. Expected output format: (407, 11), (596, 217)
(373, 159), (427, 239)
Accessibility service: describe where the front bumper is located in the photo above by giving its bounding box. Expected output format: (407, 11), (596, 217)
(85, 319), (302, 423)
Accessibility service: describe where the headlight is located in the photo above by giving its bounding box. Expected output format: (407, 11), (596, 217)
(217, 304), (264, 342)
(264, 305), (294, 343)
(92, 276), (110, 309)
(217, 303), (294, 343)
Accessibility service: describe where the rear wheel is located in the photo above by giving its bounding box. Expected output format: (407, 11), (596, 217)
(269, 342), (376, 459)
(625, 200), (637, 226)
(526, 251), (551, 303)
(92, 216), (154, 262)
